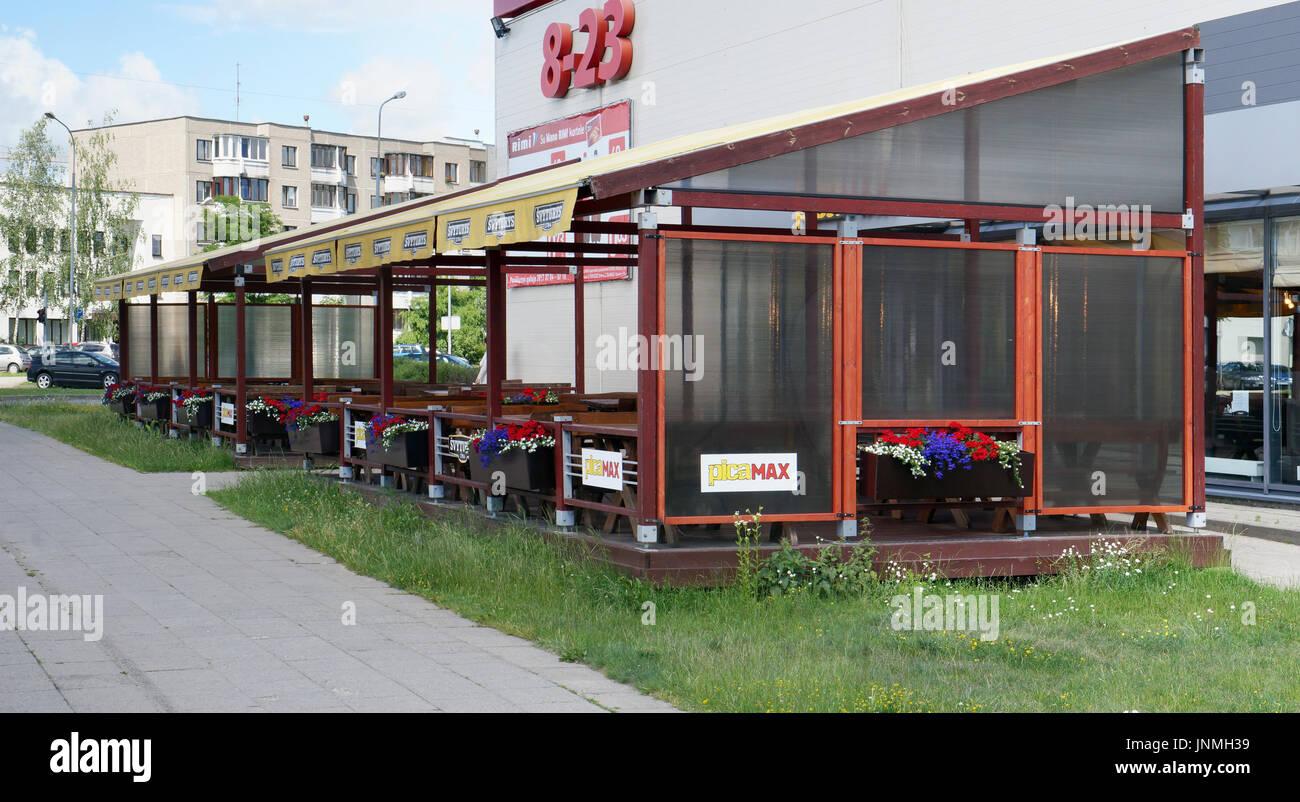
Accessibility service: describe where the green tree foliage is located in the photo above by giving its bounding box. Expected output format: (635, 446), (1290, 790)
(0, 114), (139, 330)
(199, 195), (283, 251)
(399, 286), (485, 363)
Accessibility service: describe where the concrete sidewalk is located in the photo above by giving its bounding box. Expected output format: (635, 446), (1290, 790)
(0, 422), (675, 713)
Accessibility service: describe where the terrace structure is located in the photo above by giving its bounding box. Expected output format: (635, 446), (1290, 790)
(94, 28), (1225, 581)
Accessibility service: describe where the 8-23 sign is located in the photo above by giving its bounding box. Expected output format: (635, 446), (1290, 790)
(540, 0), (635, 98)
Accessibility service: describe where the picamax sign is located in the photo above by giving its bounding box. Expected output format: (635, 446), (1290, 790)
(700, 453), (798, 493)
(581, 447), (623, 490)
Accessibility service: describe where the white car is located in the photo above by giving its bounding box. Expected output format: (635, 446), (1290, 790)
(0, 343), (30, 374)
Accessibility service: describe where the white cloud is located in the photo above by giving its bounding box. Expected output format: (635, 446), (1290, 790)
(0, 30), (197, 155)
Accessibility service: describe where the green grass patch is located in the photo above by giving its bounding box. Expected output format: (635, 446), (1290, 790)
(0, 402), (237, 473)
(393, 356), (479, 384)
(209, 469), (1300, 713)
(0, 382), (102, 397)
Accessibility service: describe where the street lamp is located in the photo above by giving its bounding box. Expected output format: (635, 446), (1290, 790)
(44, 112), (76, 342)
(375, 91), (406, 208)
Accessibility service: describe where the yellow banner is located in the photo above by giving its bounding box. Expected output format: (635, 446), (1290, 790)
(266, 242), (335, 283)
(377, 221), (434, 265)
(436, 187), (577, 252)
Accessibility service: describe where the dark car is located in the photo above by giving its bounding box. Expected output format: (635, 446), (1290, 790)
(26, 348), (119, 389)
(436, 352), (471, 367)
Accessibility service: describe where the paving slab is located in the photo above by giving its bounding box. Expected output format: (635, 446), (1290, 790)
(0, 421), (677, 713)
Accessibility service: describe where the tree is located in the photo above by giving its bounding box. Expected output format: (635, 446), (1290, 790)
(199, 195), (282, 251)
(400, 286), (485, 363)
(0, 114), (139, 338)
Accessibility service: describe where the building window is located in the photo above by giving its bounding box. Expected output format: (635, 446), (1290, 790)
(195, 180), (213, 203)
(283, 225), (297, 231)
(370, 194), (379, 209)
(196, 139), (212, 162)
(282, 145), (297, 167)
(346, 192), (356, 214)
(346, 154), (356, 176)
(311, 144), (339, 169)
(445, 162), (459, 183)
(282, 185), (297, 208)
(196, 221), (208, 242)
(470, 160), (487, 183)
(151, 234), (162, 258)
(240, 136), (268, 161)
(311, 183), (337, 208)
(370, 157), (380, 178)
(237, 177), (269, 202)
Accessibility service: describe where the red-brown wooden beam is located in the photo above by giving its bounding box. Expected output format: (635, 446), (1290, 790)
(378, 266), (394, 408)
(590, 28), (1199, 200)
(301, 277), (314, 401)
(186, 290), (198, 386)
(1185, 50), (1206, 516)
(428, 284), (436, 384)
(486, 249), (506, 426)
(118, 299), (130, 380)
(149, 293), (159, 383)
(636, 215), (661, 535)
(574, 263), (585, 393)
(666, 189), (1188, 227)
(235, 275), (247, 452)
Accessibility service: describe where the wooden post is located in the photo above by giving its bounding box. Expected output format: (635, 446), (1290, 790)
(186, 290), (197, 387)
(206, 293), (218, 380)
(1185, 47), (1207, 519)
(378, 267), (394, 409)
(235, 271), (247, 453)
(118, 299), (130, 379)
(636, 212), (660, 540)
(428, 282), (437, 384)
(574, 263), (585, 392)
(486, 249), (505, 426)
(301, 277), (314, 400)
(149, 293), (159, 383)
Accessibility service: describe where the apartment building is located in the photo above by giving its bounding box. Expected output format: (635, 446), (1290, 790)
(72, 116), (495, 261)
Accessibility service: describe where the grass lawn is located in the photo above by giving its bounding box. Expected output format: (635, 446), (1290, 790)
(209, 470), (1300, 713)
(0, 382), (102, 396)
(0, 402), (236, 473)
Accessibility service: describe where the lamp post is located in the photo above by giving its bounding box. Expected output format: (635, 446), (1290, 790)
(44, 112), (76, 342)
(375, 91), (406, 208)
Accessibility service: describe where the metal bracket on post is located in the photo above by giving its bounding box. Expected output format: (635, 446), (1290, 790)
(1182, 208), (1195, 230)
(485, 496), (504, 516)
(561, 428), (574, 502)
(1186, 511), (1207, 530)
(428, 484), (445, 502)
(168, 428), (178, 439)
(836, 216), (860, 238)
(210, 435), (221, 447)
(1184, 47), (1205, 85)
(302, 457), (314, 471)
(632, 188), (672, 208)
(556, 509), (576, 529)
(638, 210), (659, 231)
(235, 442), (247, 455)
(636, 524), (659, 544)
(1015, 514), (1037, 535)
(430, 409), (444, 502)
(837, 519), (856, 540)
(1015, 226), (1037, 246)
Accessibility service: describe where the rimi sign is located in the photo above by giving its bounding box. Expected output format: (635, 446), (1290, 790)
(539, 0), (636, 98)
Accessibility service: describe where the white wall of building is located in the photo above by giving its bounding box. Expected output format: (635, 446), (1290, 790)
(495, 0), (1287, 387)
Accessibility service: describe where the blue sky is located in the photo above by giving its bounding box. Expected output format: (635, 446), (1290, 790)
(0, 0), (496, 158)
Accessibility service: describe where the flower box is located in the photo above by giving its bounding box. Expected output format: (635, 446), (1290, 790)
(109, 399), (133, 417)
(136, 398), (172, 422)
(247, 412), (286, 438)
(289, 423), (340, 456)
(860, 451), (1035, 500)
(181, 404), (213, 429)
(367, 430), (428, 469)
(467, 447), (556, 493)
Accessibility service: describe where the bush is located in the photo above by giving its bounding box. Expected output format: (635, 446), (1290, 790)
(392, 357), (480, 384)
(754, 538), (878, 599)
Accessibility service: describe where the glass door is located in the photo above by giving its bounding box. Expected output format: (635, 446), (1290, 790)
(1205, 221), (1267, 485)
(1268, 216), (1300, 488)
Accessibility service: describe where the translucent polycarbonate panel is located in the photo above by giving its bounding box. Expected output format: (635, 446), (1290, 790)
(669, 55), (1184, 212)
(663, 238), (834, 517)
(127, 308), (150, 375)
(217, 304), (292, 378)
(313, 305), (376, 380)
(156, 305), (206, 377)
(861, 246), (1015, 419)
(1041, 252), (1185, 508)
(125, 305), (206, 377)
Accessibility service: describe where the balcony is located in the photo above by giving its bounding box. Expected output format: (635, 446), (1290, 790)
(212, 155), (269, 180)
(382, 173), (437, 196)
(311, 165), (347, 185)
(310, 206), (345, 224)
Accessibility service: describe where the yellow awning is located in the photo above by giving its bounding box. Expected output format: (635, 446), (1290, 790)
(264, 202), (436, 281)
(435, 186), (578, 251)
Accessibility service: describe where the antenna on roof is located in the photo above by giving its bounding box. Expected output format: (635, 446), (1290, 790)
(236, 62), (241, 122)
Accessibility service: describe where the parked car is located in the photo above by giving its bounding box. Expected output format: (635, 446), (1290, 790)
(74, 341), (120, 361)
(436, 352), (472, 367)
(26, 348), (119, 389)
(0, 343), (30, 374)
